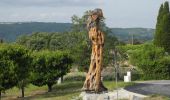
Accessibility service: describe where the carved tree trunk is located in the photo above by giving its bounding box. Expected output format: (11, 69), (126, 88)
(82, 27), (107, 92)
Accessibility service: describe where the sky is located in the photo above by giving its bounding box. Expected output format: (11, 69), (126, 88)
(0, 0), (170, 28)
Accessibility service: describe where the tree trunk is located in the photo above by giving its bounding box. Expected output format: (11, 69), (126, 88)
(21, 86), (24, 98)
(82, 27), (107, 92)
(61, 76), (63, 83)
(0, 90), (1, 98)
(47, 84), (52, 92)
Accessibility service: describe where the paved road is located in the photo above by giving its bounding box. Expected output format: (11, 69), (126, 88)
(124, 80), (170, 97)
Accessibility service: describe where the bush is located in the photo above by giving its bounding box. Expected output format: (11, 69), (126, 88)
(64, 72), (86, 81)
(131, 70), (142, 81)
(103, 73), (115, 81)
(129, 43), (170, 80)
(31, 50), (73, 92)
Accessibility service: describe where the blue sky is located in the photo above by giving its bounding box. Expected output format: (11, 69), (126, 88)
(0, 0), (169, 28)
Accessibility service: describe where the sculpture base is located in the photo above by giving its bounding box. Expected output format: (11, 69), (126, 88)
(80, 91), (112, 100)
(82, 84), (108, 93)
(80, 88), (147, 100)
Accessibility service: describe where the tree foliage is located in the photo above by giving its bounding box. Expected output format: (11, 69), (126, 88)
(154, 1), (170, 53)
(0, 44), (17, 97)
(16, 10), (118, 72)
(0, 43), (32, 97)
(31, 50), (73, 92)
(71, 11), (118, 69)
(129, 44), (170, 80)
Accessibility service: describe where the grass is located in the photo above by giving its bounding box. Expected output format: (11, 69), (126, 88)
(1, 81), (134, 100)
(144, 94), (170, 100)
(104, 81), (135, 91)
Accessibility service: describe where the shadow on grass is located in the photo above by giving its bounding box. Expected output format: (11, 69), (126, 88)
(23, 81), (83, 100)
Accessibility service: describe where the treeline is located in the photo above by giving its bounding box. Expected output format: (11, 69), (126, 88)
(16, 31), (118, 71)
(111, 28), (154, 43)
(0, 22), (71, 42)
(0, 22), (154, 42)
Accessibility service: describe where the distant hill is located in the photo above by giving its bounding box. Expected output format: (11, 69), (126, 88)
(111, 28), (154, 43)
(0, 22), (154, 42)
(0, 22), (71, 42)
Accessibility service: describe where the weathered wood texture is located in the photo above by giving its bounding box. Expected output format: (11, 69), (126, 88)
(82, 9), (107, 92)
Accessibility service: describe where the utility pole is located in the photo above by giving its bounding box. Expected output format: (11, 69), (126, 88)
(113, 49), (118, 100)
(129, 32), (134, 45)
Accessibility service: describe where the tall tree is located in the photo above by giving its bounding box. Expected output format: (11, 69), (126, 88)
(154, 4), (164, 46)
(154, 1), (170, 53)
(163, 1), (169, 14)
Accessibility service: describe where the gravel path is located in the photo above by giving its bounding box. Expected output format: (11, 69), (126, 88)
(124, 80), (170, 97)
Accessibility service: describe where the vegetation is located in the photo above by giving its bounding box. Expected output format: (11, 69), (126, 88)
(0, 22), (154, 42)
(1, 3), (170, 99)
(0, 43), (32, 97)
(144, 94), (170, 100)
(111, 28), (154, 43)
(16, 11), (118, 71)
(63, 72), (86, 82)
(154, 1), (170, 53)
(1, 81), (134, 100)
(0, 44), (17, 97)
(16, 32), (92, 71)
(0, 22), (71, 42)
(118, 43), (170, 80)
(31, 50), (73, 92)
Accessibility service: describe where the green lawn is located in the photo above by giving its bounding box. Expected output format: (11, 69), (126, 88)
(144, 94), (170, 100)
(1, 81), (134, 100)
(104, 81), (135, 91)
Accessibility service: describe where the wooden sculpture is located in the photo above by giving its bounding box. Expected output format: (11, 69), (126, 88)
(82, 9), (107, 92)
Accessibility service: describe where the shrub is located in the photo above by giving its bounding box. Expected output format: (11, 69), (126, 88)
(103, 73), (115, 81)
(64, 72), (86, 81)
(31, 50), (73, 92)
(129, 43), (170, 80)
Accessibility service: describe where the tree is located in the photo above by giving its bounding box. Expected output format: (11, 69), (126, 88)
(16, 35), (30, 45)
(71, 14), (87, 32)
(161, 13), (170, 52)
(129, 43), (170, 80)
(0, 44), (17, 98)
(71, 10), (112, 34)
(16, 32), (91, 72)
(154, 4), (164, 46)
(71, 11), (118, 70)
(31, 50), (73, 92)
(154, 1), (170, 53)
(163, 1), (169, 14)
(7, 44), (32, 98)
(16, 10), (118, 72)
(0, 38), (3, 43)
(0, 43), (32, 98)
(16, 32), (51, 51)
